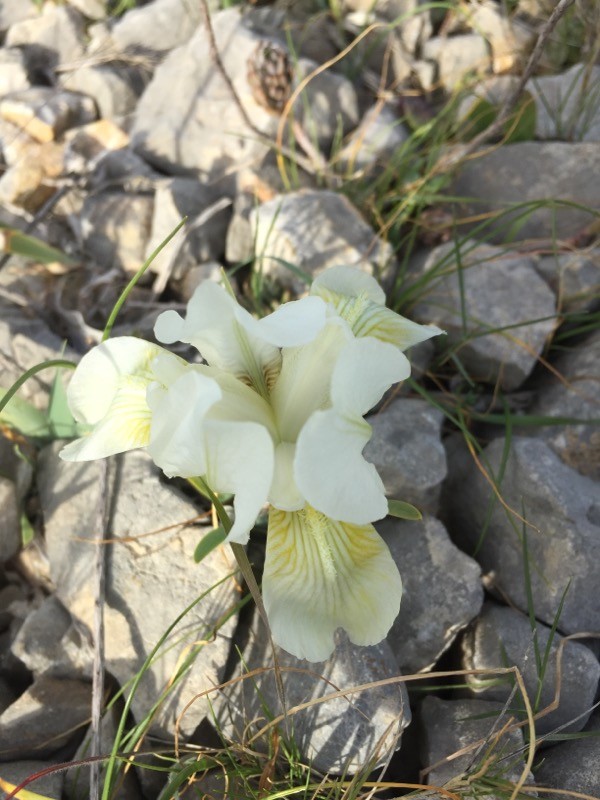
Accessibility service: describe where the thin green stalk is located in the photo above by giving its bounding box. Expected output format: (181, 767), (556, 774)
(0, 359), (76, 417)
(102, 217), (187, 341)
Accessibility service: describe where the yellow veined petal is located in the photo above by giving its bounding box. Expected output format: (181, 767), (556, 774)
(263, 506), (402, 661)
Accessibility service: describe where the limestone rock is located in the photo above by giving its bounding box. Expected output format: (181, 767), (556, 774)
(410, 241), (556, 390)
(5, 3), (86, 75)
(420, 696), (529, 787)
(214, 617), (411, 774)
(111, 0), (204, 55)
(450, 142), (600, 242)
(38, 446), (239, 739)
(444, 436), (600, 635)
(529, 328), (600, 481)
(534, 249), (600, 312)
(62, 64), (144, 120)
(527, 64), (600, 142)
(422, 35), (490, 90)
(533, 708), (600, 795)
(462, 601), (600, 737)
(0, 88), (96, 143)
(0, 479), (20, 563)
(0, 675), (92, 759)
(380, 516), (483, 673)
(338, 103), (410, 174)
(364, 398), (447, 514)
(0, 49), (30, 96)
(249, 189), (395, 294)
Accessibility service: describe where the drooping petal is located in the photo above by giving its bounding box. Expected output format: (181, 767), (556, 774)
(294, 337), (408, 524)
(60, 337), (171, 462)
(66, 336), (164, 425)
(263, 506), (402, 661)
(240, 295), (327, 348)
(203, 420), (274, 544)
(60, 378), (152, 461)
(311, 264), (444, 351)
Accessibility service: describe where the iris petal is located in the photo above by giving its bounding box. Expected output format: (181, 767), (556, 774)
(263, 506), (402, 661)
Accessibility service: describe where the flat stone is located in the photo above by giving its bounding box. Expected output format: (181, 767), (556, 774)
(0, 49), (30, 96)
(11, 595), (93, 679)
(5, 3), (86, 75)
(410, 241), (556, 391)
(420, 696), (529, 787)
(450, 142), (600, 242)
(443, 435), (600, 635)
(338, 102), (410, 173)
(0, 675), (92, 759)
(364, 398), (447, 514)
(380, 516), (483, 673)
(462, 601), (600, 737)
(0, 88), (96, 143)
(249, 189), (395, 294)
(529, 328), (600, 481)
(214, 616), (411, 774)
(533, 708), (600, 795)
(466, 0), (533, 73)
(0, 0), (38, 32)
(0, 759), (63, 799)
(80, 192), (154, 275)
(132, 8), (283, 176)
(534, 249), (600, 312)
(38, 446), (238, 739)
(527, 64), (600, 142)
(422, 34), (490, 90)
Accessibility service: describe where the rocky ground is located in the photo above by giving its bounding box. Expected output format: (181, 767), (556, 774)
(0, 0), (599, 798)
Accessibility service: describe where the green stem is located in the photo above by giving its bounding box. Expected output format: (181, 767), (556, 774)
(0, 359), (76, 416)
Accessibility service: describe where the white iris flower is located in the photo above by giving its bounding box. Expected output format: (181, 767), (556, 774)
(60, 267), (443, 660)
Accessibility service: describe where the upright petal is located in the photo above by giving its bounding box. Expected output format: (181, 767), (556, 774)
(311, 265), (443, 351)
(294, 338), (408, 524)
(263, 506), (402, 661)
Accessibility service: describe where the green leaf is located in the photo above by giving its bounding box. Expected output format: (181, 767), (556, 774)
(0, 228), (77, 265)
(505, 92), (536, 143)
(47, 372), (79, 438)
(387, 499), (422, 521)
(20, 513), (34, 548)
(0, 390), (51, 438)
(193, 527), (227, 563)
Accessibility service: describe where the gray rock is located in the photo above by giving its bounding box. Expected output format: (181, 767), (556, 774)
(294, 57), (359, 151)
(0, 759), (63, 799)
(178, 262), (223, 302)
(342, 0), (432, 54)
(111, 0), (204, 55)
(0, 583), (27, 635)
(338, 103), (410, 174)
(0, 675), (92, 759)
(145, 178), (232, 283)
(466, 0), (533, 74)
(0, 49), (30, 96)
(5, 4), (85, 75)
(533, 708), (600, 795)
(420, 696), (529, 787)
(380, 516), (483, 673)
(250, 189), (395, 294)
(527, 64), (600, 142)
(462, 601), (600, 737)
(444, 436), (600, 635)
(534, 249), (600, 312)
(450, 143), (600, 242)
(11, 595), (94, 679)
(529, 329), (600, 481)
(80, 192), (154, 275)
(0, 88), (96, 143)
(422, 35), (490, 91)
(0, 480), (20, 563)
(62, 65), (143, 120)
(38, 446), (238, 739)
(214, 617), (410, 774)
(132, 8), (282, 176)
(364, 398), (447, 514)
(66, 0), (107, 20)
(410, 241), (556, 391)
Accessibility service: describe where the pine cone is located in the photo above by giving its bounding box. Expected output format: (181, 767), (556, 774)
(247, 41), (293, 114)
